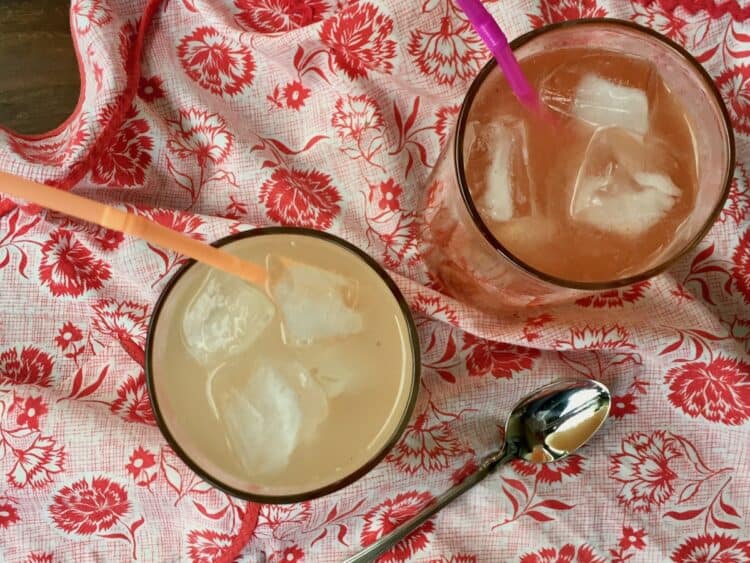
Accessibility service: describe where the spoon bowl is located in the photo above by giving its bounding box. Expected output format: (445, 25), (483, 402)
(505, 379), (611, 464)
(345, 378), (611, 563)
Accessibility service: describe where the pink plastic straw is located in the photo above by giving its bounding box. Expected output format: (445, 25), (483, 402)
(456, 0), (540, 112)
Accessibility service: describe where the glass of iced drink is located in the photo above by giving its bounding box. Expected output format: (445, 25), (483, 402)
(145, 227), (420, 502)
(421, 19), (734, 310)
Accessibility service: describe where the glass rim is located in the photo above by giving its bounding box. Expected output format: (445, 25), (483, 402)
(454, 18), (736, 291)
(144, 226), (421, 504)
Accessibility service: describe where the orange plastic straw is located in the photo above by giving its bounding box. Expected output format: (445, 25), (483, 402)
(0, 171), (267, 287)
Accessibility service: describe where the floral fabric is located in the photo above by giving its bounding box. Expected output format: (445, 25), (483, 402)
(0, 0), (749, 561)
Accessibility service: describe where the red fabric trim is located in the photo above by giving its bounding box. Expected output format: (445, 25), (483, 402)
(63, 0), (266, 551)
(645, 0), (750, 21)
(63, 0), (266, 550)
(88, 0), (263, 546)
(218, 503), (261, 563)
(57, 0), (164, 190)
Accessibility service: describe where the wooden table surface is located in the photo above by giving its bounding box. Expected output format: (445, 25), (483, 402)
(0, 0), (80, 135)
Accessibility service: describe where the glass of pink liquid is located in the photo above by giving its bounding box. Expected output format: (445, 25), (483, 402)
(420, 19), (734, 310)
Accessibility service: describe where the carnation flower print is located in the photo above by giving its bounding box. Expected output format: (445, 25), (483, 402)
(48, 475), (144, 559)
(255, 502), (312, 540)
(167, 110), (234, 166)
(363, 185), (420, 272)
(631, 1), (691, 45)
(609, 431), (683, 512)
(0, 345), (54, 390)
(519, 543), (605, 563)
(178, 27), (255, 97)
(630, 0), (748, 71)
(38, 229), (112, 298)
(574, 282), (651, 308)
(433, 104), (460, 149)
(717, 65), (750, 134)
(329, 94), (435, 180)
(259, 166), (342, 229)
(386, 413), (466, 474)
(109, 371), (155, 426)
(386, 396), (472, 475)
(5, 432), (65, 490)
(72, 0), (112, 35)
(9, 115), (89, 167)
(413, 293), (459, 327)
(166, 108), (237, 209)
(609, 430), (744, 537)
(733, 230), (750, 304)
(408, 0), (487, 86)
(234, 0), (331, 33)
(721, 164), (750, 225)
(332, 94), (387, 168)
(464, 332), (541, 379)
(665, 356), (750, 425)
(187, 529), (237, 563)
(527, 0), (608, 28)
(91, 298), (149, 366)
(670, 533), (750, 563)
(360, 491), (435, 563)
(266, 1), (397, 113)
(319, 1), (397, 81)
(91, 104), (153, 188)
(0, 395), (65, 490)
(660, 322), (750, 425)
(45, 213), (124, 254)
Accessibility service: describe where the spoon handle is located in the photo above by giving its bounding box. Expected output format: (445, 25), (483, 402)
(344, 449), (511, 563)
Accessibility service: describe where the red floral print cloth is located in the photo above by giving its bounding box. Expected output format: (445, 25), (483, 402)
(0, 0), (749, 561)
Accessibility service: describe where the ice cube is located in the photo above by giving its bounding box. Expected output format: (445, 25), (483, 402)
(540, 60), (650, 136)
(462, 120), (478, 163)
(222, 365), (301, 476)
(482, 126), (514, 221)
(304, 345), (362, 399)
(570, 127), (681, 236)
(182, 270), (275, 368)
(284, 361), (329, 440)
(468, 121), (532, 222)
(221, 362), (328, 476)
(269, 257), (363, 346)
(572, 74), (649, 136)
(492, 216), (557, 251)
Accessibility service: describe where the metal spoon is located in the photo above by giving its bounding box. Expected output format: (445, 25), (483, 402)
(345, 379), (611, 563)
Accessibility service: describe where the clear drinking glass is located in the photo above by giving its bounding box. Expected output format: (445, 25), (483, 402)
(145, 227), (420, 503)
(420, 19), (735, 311)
